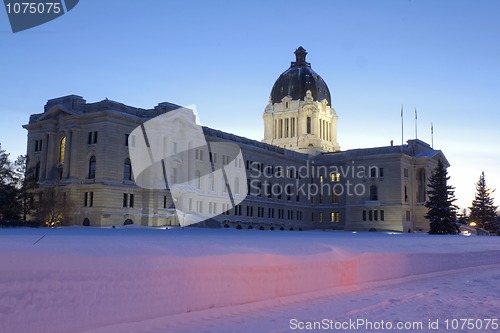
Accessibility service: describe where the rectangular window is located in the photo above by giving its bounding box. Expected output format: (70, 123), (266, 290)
(195, 149), (203, 160)
(84, 192), (88, 207)
(332, 193), (339, 204)
(35, 140), (39, 152)
(163, 195), (167, 209)
(406, 210), (411, 221)
(88, 131), (97, 144)
(404, 168), (409, 178)
(319, 212), (323, 222)
(123, 193), (128, 207)
(89, 192), (94, 207)
(171, 168), (178, 185)
(374, 210), (378, 221)
(125, 134), (129, 146)
(362, 210), (366, 221)
(369, 210), (373, 221)
(379, 167), (384, 178)
(129, 194), (134, 208)
(380, 210), (385, 221)
(330, 212), (340, 223)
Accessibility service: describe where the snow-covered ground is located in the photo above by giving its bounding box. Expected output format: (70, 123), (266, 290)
(0, 227), (499, 333)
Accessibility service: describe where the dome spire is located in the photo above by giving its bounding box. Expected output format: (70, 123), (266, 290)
(292, 46), (310, 67)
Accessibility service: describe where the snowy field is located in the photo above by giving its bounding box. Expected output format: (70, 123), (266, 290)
(0, 227), (499, 333)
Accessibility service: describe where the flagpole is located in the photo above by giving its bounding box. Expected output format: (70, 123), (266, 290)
(415, 107), (418, 139)
(431, 122), (434, 149)
(401, 104), (404, 146)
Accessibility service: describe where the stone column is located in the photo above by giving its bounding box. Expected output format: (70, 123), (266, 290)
(44, 132), (56, 180)
(69, 129), (80, 179)
(39, 133), (48, 181)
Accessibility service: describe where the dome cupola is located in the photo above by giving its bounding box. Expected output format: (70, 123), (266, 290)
(263, 47), (340, 153)
(270, 46), (331, 105)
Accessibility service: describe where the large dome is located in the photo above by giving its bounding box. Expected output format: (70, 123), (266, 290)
(270, 47), (331, 105)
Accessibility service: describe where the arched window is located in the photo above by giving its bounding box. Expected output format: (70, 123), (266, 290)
(123, 158), (132, 181)
(82, 218), (90, 227)
(195, 170), (201, 189)
(88, 156), (96, 179)
(307, 117), (312, 134)
(35, 161), (40, 181)
(59, 136), (66, 164)
(370, 185), (378, 201)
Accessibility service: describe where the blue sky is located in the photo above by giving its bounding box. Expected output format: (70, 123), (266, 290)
(1, 0), (499, 210)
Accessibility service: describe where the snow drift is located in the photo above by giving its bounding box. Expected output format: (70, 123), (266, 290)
(0, 228), (499, 333)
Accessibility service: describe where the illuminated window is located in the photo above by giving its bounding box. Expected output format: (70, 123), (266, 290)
(331, 212), (340, 222)
(331, 172), (340, 182)
(59, 136), (66, 164)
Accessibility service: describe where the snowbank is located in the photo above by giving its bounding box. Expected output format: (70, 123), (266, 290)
(0, 228), (499, 333)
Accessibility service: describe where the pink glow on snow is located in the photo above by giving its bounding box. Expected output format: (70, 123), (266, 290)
(0, 227), (499, 333)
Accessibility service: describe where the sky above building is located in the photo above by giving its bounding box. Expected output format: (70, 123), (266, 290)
(1, 0), (499, 210)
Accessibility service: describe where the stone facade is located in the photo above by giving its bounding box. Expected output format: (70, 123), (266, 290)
(23, 48), (449, 232)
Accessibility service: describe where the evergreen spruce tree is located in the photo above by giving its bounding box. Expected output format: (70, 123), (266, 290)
(425, 160), (458, 234)
(469, 172), (498, 233)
